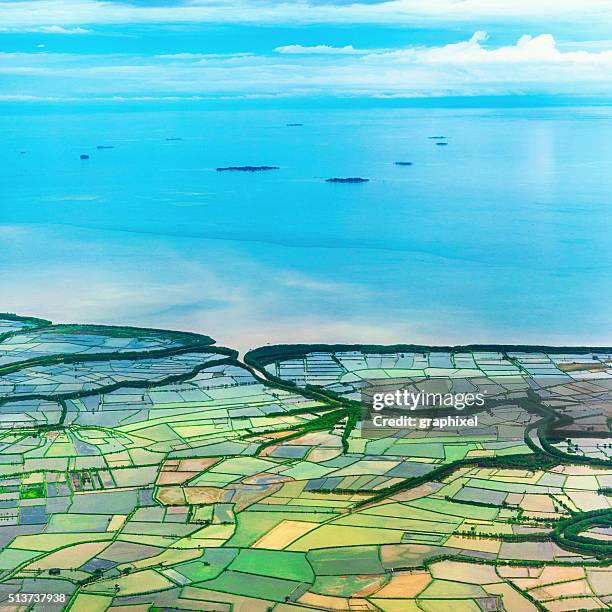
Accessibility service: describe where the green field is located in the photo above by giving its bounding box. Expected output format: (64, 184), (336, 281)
(0, 314), (610, 611)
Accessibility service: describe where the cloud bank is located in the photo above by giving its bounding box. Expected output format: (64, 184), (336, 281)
(1, 0), (612, 28)
(2, 32), (612, 100)
(275, 45), (366, 55)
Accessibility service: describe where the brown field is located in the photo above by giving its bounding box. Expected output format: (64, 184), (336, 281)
(529, 578), (592, 600)
(25, 541), (109, 570)
(497, 566), (530, 578)
(156, 471), (198, 485)
(545, 596), (606, 612)
(253, 519), (318, 549)
(184, 487), (225, 504)
(178, 458), (222, 472)
(445, 535), (501, 554)
(484, 582), (539, 612)
(373, 571), (431, 598)
(156, 486), (187, 505)
(558, 362), (608, 372)
(353, 575), (388, 597)
(429, 560), (500, 584)
(532, 565), (584, 586)
(521, 494), (556, 513)
(308, 448), (342, 462)
(107, 514), (127, 531)
(299, 592), (374, 610)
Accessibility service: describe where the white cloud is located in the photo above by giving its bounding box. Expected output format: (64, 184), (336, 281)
(38, 25), (91, 34)
(275, 44), (365, 55)
(370, 31), (612, 67)
(2, 32), (612, 99)
(0, 25), (91, 34)
(0, 0), (611, 28)
(154, 53), (254, 60)
(414, 31), (611, 64)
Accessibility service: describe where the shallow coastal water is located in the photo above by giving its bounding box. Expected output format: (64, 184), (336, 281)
(0, 106), (610, 350)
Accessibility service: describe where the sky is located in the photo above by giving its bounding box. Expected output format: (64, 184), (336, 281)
(1, 0), (612, 103)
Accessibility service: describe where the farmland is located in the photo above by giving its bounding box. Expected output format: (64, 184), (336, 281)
(0, 314), (610, 611)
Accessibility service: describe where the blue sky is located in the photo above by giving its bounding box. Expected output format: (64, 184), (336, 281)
(1, 0), (612, 102)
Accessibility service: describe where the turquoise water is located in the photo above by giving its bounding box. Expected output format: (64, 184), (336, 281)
(1, 106), (610, 349)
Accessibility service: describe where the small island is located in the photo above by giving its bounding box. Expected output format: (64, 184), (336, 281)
(325, 177), (369, 183)
(395, 161), (413, 166)
(216, 166), (279, 172)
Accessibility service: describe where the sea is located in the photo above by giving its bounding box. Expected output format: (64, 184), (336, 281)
(1, 105), (610, 351)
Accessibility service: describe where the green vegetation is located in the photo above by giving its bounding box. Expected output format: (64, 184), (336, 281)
(0, 314), (609, 611)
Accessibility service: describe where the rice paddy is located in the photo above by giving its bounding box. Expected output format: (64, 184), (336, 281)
(0, 314), (610, 610)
